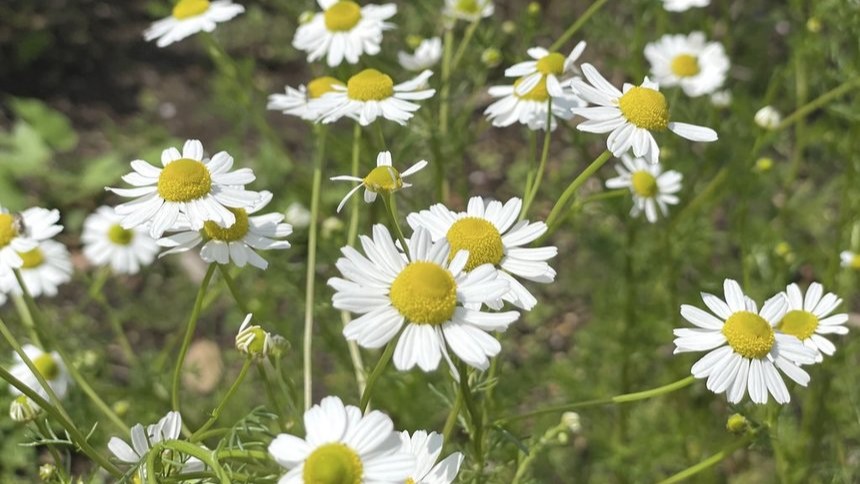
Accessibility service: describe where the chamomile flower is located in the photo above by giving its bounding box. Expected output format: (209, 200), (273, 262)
(506, 41), (587, 98)
(0, 206), (63, 274)
(331, 151), (428, 213)
(329, 225), (519, 371)
(108, 411), (204, 474)
(399, 431), (463, 484)
(157, 191), (292, 270)
(267, 76), (345, 121)
(293, 0), (396, 67)
(444, 0), (494, 22)
(605, 155), (682, 223)
(108, 139), (261, 238)
(710, 89), (732, 108)
(644, 32), (729, 97)
(674, 279), (818, 404)
(399, 37), (443, 71)
(407, 197), (556, 311)
(663, 0), (709, 11)
(754, 106), (782, 130)
(144, 0), (245, 48)
(268, 395), (413, 483)
(316, 69), (436, 125)
(485, 75), (584, 131)
(235, 314), (275, 359)
(571, 63), (718, 163)
(0, 240), (72, 298)
(840, 250), (860, 270)
(777, 283), (849, 362)
(8, 345), (71, 401)
(81, 206), (159, 275)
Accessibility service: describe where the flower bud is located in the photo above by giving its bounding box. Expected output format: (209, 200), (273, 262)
(39, 463), (56, 481)
(561, 411), (582, 433)
(754, 157), (774, 173)
(481, 48), (502, 68)
(754, 106), (781, 130)
(527, 2), (541, 16)
(726, 413), (749, 434)
(236, 314), (270, 359)
(10, 395), (39, 423)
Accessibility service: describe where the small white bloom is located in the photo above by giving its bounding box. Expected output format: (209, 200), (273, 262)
(108, 411), (204, 474)
(506, 41), (586, 98)
(663, 0), (709, 11)
(605, 155), (682, 223)
(293, 0), (396, 67)
(9, 395), (39, 422)
(144, 0), (245, 48)
(644, 32), (730, 97)
(82, 206), (159, 275)
(399, 431), (463, 484)
(284, 202), (312, 229)
(267, 76), (346, 121)
(331, 151), (428, 213)
(0, 205), (62, 274)
(754, 105), (782, 129)
(777, 283), (849, 362)
(0, 240), (72, 298)
(399, 37), (443, 71)
(444, 0), (494, 22)
(8, 345), (71, 402)
(710, 89), (732, 108)
(841, 250), (860, 270)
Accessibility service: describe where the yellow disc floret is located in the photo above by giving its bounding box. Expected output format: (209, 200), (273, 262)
(446, 217), (504, 271)
(722, 311), (775, 359)
(0, 213), (18, 248)
(19, 248), (44, 269)
(778, 310), (819, 341)
(203, 208), (249, 242)
(108, 224), (135, 246)
(157, 159), (212, 202)
(514, 76), (549, 102)
(456, 0), (481, 14)
(347, 69), (394, 102)
(851, 255), (860, 270)
(307, 76), (345, 99)
(618, 86), (669, 131)
(172, 0), (210, 20)
(303, 443), (363, 484)
(390, 262), (457, 325)
(363, 166), (402, 193)
(670, 54), (700, 78)
(537, 53), (566, 76)
(33, 352), (60, 380)
(631, 171), (658, 198)
(324, 1), (362, 32)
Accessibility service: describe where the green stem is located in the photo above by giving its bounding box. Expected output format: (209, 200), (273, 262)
(359, 338), (397, 413)
(657, 434), (754, 484)
(511, 422), (567, 484)
(457, 361), (484, 476)
(549, 0), (610, 52)
(218, 265), (250, 315)
(215, 449), (270, 461)
(442, 386), (464, 443)
(381, 193), (410, 260)
(544, 150), (612, 233)
(158, 440), (231, 483)
(12, 271), (44, 347)
(191, 359), (253, 441)
(35, 419), (71, 482)
(303, 126), (326, 412)
(521, 101), (554, 219)
(451, 19), (481, 71)
(436, 28), (455, 202)
(171, 264), (217, 413)
(257, 363), (290, 431)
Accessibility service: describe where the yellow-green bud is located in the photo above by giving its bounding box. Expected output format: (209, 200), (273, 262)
(39, 463), (56, 481)
(561, 411), (581, 432)
(806, 17), (821, 33)
(481, 48), (502, 68)
(726, 413), (749, 434)
(501, 21), (516, 35)
(527, 2), (541, 16)
(236, 325), (269, 358)
(406, 35), (423, 49)
(113, 400), (130, 417)
(10, 395), (39, 423)
(557, 431), (569, 444)
(754, 157), (774, 173)
(268, 335), (290, 359)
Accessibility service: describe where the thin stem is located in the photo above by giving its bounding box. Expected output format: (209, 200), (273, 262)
(381, 193), (410, 260)
(158, 440), (231, 483)
(512, 422), (567, 484)
(35, 419), (71, 482)
(544, 150), (612, 233)
(257, 363), (290, 431)
(215, 449), (270, 461)
(521, 102), (554, 219)
(451, 19), (481, 71)
(191, 358), (253, 441)
(303, 126), (326, 412)
(171, 264), (217, 413)
(442, 386), (464, 443)
(457, 361), (484, 476)
(549, 0), (610, 52)
(12, 270), (44, 347)
(657, 434), (754, 484)
(218, 265), (250, 315)
(359, 338), (397, 413)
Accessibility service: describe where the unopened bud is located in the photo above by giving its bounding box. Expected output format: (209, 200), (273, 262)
(561, 411), (581, 432)
(754, 157), (773, 173)
(39, 463), (56, 481)
(527, 2), (541, 16)
(406, 35), (423, 49)
(10, 395), (39, 423)
(481, 48), (502, 68)
(806, 17), (821, 33)
(726, 413), (749, 434)
(236, 314), (270, 359)
(754, 106), (781, 130)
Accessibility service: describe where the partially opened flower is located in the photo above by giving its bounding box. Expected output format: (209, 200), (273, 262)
(399, 430), (463, 484)
(293, 0), (396, 67)
(268, 396), (413, 483)
(444, 0), (494, 22)
(605, 155), (682, 223)
(329, 225), (519, 371)
(316, 69), (436, 125)
(331, 151), (428, 213)
(754, 106), (782, 130)
(144, 0), (245, 48)
(108, 411), (203, 474)
(399, 37), (443, 71)
(82, 206), (159, 275)
(235, 314), (276, 359)
(267, 76), (345, 121)
(777, 283), (849, 362)
(0, 240), (72, 298)
(0, 206), (62, 274)
(407, 197), (556, 311)
(571, 63), (718, 163)
(644, 32), (729, 97)
(8, 345), (71, 401)
(663, 0), (709, 11)
(506, 41), (586, 98)
(673, 279), (818, 404)
(108, 139), (261, 238)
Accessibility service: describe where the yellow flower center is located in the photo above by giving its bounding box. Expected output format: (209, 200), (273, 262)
(324, 1), (362, 32)
(0, 213), (18, 248)
(777, 310), (819, 341)
(390, 262), (457, 325)
(108, 224), (135, 246)
(347, 69), (394, 102)
(456, 0), (481, 14)
(618, 86), (669, 131)
(157, 159), (212, 202)
(722, 311), (775, 359)
(446, 217), (504, 271)
(307, 76), (345, 99)
(172, 0), (210, 20)
(406, 479), (416, 484)
(631, 171), (658, 198)
(302, 443), (363, 484)
(203, 208), (249, 242)
(670, 54), (700, 78)
(19, 248), (44, 269)
(536, 52), (566, 76)
(33, 352), (60, 380)
(363, 166), (402, 193)
(514, 76), (549, 102)
(851, 255), (860, 270)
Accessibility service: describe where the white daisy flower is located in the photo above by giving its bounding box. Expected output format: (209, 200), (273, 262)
(663, 0), (709, 11)
(506, 41), (587, 98)
(674, 279), (818, 404)
(710, 89), (732, 108)
(777, 283), (849, 362)
(268, 395), (414, 483)
(485, 76), (584, 131)
(407, 197), (556, 311)
(605, 154), (682, 223)
(399, 37), (443, 71)
(444, 0), (494, 22)
(107, 139), (261, 239)
(108, 411), (204, 474)
(644, 32), (730, 97)
(329, 225), (519, 371)
(399, 430), (463, 484)
(293, 0), (396, 67)
(82, 206), (159, 275)
(571, 63), (718, 163)
(8, 344), (71, 401)
(331, 151), (428, 213)
(0, 240), (72, 298)
(754, 105), (782, 130)
(316, 69), (436, 126)
(840, 250), (860, 270)
(144, 0), (245, 48)
(0, 205), (63, 274)
(157, 191), (292, 270)
(267, 76), (346, 121)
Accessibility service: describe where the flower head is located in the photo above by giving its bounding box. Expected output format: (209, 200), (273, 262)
(841, 250), (860, 270)
(663, 0), (709, 11)
(267, 76), (346, 121)
(8, 345), (71, 402)
(235, 314), (276, 358)
(398, 37), (443, 71)
(399, 431), (463, 484)
(506, 41), (587, 98)
(605, 155), (682, 223)
(315, 69), (436, 125)
(0, 240), (72, 298)
(108, 411), (204, 475)
(444, 0), (494, 22)
(754, 106), (782, 130)
(144, 0), (245, 48)
(82, 206), (159, 275)
(0, 205), (62, 274)
(777, 283), (849, 362)
(644, 32), (729, 97)
(331, 151), (428, 213)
